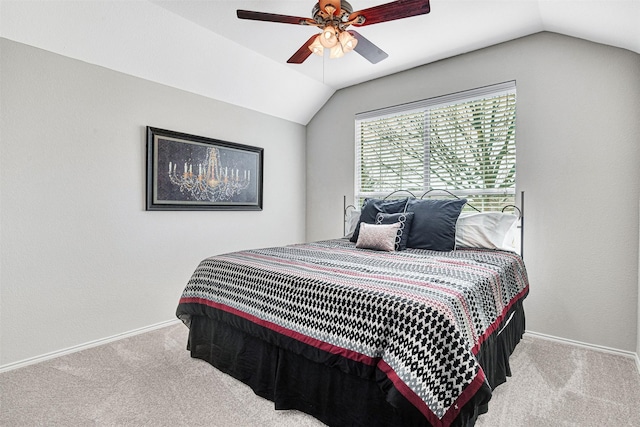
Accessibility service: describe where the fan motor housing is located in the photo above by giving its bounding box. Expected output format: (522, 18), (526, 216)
(311, 1), (357, 29)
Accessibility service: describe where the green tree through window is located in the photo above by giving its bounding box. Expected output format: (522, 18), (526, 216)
(356, 82), (516, 211)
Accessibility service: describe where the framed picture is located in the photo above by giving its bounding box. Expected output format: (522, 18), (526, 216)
(146, 127), (263, 211)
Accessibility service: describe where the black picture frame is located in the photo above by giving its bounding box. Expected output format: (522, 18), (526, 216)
(146, 127), (263, 211)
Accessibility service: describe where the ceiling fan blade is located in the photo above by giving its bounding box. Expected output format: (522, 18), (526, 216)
(350, 0), (430, 27)
(319, 0), (342, 15)
(237, 10), (308, 25)
(351, 31), (388, 64)
(287, 35), (318, 64)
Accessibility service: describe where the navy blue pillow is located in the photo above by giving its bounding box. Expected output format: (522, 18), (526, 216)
(375, 212), (414, 251)
(350, 198), (408, 243)
(406, 198), (467, 251)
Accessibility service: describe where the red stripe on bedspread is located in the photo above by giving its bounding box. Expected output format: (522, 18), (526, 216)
(180, 283), (528, 426)
(231, 250), (465, 325)
(228, 249), (483, 345)
(177, 240), (530, 427)
(471, 285), (529, 355)
(179, 296), (378, 366)
(378, 359), (487, 427)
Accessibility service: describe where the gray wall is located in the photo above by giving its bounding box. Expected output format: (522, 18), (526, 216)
(0, 39), (306, 367)
(307, 32), (640, 352)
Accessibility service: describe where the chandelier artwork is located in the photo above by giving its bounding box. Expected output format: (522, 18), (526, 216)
(168, 147), (250, 202)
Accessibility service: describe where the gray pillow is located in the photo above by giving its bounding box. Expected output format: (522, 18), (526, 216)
(349, 198), (408, 243)
(375, 212), (414, 251)
(406, 198), (467, 251)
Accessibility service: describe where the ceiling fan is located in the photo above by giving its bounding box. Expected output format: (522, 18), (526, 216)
(237, 0), (431, 64)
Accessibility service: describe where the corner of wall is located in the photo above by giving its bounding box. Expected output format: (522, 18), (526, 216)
(637, 198), (640, 373)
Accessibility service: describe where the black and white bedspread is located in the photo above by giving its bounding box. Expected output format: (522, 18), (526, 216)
(176, 239), (529, 427)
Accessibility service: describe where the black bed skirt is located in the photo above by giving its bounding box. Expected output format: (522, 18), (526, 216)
(186, 299), (526, 427)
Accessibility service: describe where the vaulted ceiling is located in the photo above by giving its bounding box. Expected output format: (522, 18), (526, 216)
(1, 0), (639, 125)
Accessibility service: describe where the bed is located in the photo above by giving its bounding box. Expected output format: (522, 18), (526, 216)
(176, 193), (529, 427)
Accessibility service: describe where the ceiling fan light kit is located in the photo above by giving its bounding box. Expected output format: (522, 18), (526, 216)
(309, 36), (325, 55)
(310, 27), (358, 58)
(319, 25), (338, 48)
(237, 0), (430, 64)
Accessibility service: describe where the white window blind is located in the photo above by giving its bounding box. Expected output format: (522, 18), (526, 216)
(355, 81), (516, 211)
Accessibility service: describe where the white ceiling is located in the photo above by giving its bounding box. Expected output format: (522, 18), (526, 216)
(1, 1), (639, 125)
(151, 0), (640, 86)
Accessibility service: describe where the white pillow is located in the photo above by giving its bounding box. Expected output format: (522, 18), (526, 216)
(356, 222), (400, 252)
(345, 209), (361, 237)
(455, 212), (518, 252)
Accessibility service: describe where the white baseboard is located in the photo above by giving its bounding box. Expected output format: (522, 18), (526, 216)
(0, 318), (181, 374)
(525, 330), (640, 375)
(4, 323), (637, 376)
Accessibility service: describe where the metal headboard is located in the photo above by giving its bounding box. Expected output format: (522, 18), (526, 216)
(383, 189), (417, 199)
(417, 189), (524, 257)
(343, 195), (357, 236)
(343, 190), (525, 258)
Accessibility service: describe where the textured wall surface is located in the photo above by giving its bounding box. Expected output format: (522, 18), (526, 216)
(0, 39), (306, 366)
(307, 32), (640, 352)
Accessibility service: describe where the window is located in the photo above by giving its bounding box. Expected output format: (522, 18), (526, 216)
(355, 81), (516, 211)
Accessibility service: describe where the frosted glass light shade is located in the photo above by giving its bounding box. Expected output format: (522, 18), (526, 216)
(309, 36), (324, 56)
(339, 31), (358, 53)
(319, 25), (338, 48)
(329, 44), (345, 58)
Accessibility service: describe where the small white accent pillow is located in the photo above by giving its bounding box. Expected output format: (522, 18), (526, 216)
(455, 212), (518, 252)
(356, 222), (401, 252)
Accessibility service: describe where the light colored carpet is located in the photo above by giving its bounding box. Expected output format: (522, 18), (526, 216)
(476, 335), (640, 426)
(1, 323), (639, 426)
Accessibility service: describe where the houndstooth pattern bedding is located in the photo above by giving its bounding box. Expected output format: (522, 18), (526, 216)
(177, 239), (529, 426)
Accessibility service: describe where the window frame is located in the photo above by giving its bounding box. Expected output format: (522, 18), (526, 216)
(355, 81), (517, 209)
